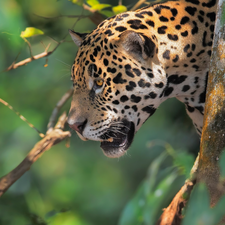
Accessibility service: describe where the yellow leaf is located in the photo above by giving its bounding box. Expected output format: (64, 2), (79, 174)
(91, 3), (111, 11)
(20, 27), (44, 38)
(86, 0), (99, 7)
(112, 5), (127, 14)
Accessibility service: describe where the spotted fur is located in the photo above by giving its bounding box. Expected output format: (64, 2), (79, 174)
(68, 0), (217, 158)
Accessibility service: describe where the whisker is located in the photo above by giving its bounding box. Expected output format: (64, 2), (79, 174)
(110, 129), (126, 136)
(111, 124), (130, 131)
(60, 69), (70, 72)
(56, 59), (71, 67)
(58, 72), (71, 79)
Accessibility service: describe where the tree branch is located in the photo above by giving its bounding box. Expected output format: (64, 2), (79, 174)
(3, 41), (62, 72)
(156, 180), (196, 225)
(2, 3), (104, 73)
(0, 86), (76, 197)
(82, 4), (105, 25)
(0, 112), (71, 197)
(34, 13), (88, 20)
(156, 155), (199, 225)
(47, 88), (73, 133)
(130, 0), (147, 11)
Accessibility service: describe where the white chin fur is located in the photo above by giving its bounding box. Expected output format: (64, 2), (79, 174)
(76, 131), (88, 141)
(102, 149), (126, 158)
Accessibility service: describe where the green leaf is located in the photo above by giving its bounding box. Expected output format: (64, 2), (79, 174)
(112, 5), (127, 14)
(119, 152), (181, 225)
(183, 183), (225, 224)
(119, 153), (168, 225)
(91, 3), (111, 11)
(118, 182), (147, 225)
(69, 0), (84, 6)
(48, 211), (90, 225)
(143, 171), (178, 224)
(173, 151), (194, 178)
(86, 0), (99, 7)
(219, 150), (225, 178)
(213, 195), (225, 223)
(145, 152), (168, 192)
(165, 144), (194, 179)
(86, 0), (110, 11)
(20, 27), (44, 38)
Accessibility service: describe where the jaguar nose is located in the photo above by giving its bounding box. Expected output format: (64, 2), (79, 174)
(69, 119), (87, 135)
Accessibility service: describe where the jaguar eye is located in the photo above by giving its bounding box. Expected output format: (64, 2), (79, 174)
(95, 79), (104, 87)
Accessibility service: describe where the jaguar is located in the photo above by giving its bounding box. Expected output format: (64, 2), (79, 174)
(67, 0), (217, 158)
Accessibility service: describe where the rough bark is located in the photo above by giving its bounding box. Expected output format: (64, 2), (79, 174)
(156, 180), (195, 225)
(197, 0), (225, 206)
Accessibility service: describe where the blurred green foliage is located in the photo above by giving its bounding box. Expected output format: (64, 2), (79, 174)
(119, 152), (186, 225)
(0, 0), (202, 224)
(183, 183), (225, 225)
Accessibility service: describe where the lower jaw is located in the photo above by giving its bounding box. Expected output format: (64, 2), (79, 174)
(100, 122), (135, 158)
(101, 147), (127, 158)
(100, 141), (128, 158)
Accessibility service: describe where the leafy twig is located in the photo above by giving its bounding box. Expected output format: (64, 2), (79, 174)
(0, 98), (45, 138)
(2, 3), (104, 73)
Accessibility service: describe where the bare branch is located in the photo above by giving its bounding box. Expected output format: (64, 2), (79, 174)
(0, 98), (45, 138)
(156, 180), (195, 225)
(3, 40), (63, 72)
(34, 13), (88, 20)
(83, 3), (96, 13)
(47, 88), (73, 133)
(0, 112), (71, 197)
(4, 51), (50, 71)
(83, 4), (105, 25)
(88, 12), (105, 25)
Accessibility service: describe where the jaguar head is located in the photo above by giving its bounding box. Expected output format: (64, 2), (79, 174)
(67, 28), (163, 158)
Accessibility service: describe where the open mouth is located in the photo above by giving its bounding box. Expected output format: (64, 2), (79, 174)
(99, 120), (135, 158)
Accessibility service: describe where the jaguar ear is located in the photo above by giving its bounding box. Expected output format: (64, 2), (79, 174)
(118, 30), (155, 60)
(69, 29), (87, 47)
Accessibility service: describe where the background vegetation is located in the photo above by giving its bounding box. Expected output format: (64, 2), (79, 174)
(0, 0), (201, 224)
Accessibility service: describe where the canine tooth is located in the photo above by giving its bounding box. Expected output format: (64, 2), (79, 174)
(100, 138), (113, 142)
(76, 131), (88, 141)
(107, 137), (113, 142)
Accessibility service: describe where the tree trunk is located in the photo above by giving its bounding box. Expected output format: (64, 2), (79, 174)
(197, 0), (225, 206)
